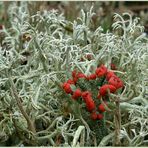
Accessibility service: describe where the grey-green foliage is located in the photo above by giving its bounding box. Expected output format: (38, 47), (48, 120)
(0, 1), (147, 146)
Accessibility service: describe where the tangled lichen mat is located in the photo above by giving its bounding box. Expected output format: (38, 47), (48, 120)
(0, 1), (147, 146)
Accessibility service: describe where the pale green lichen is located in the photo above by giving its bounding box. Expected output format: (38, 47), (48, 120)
(0, 2), (147, 146)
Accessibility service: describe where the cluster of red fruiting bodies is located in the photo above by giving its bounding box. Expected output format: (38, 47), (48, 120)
(62, 64), (124, 121)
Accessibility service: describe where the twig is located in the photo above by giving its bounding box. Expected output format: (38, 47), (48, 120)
(113, 97), (121, 146)
(8, 74), (36, 134)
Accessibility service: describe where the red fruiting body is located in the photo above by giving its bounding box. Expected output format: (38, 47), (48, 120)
(67, 79), (75, 85)
(82, 91), (92, 101)
(106, 71), (116, 81)
(72, 89), (82, 100)
(87, 74), (97, 80)
(71, 70), (78, 84)
(111, 63), (117, 70)
(97, 114), (103, 120)
(91, 112), (98, 120)
(85, 97), (95, 112)
(82, 91), (95, 112)
(72, 70), (77, 79)
(98, 84), (117, 98)
(77, 72), (87, 79)
(108, 76), (124, 89)
(62, 82), (73, 94)
(73, 77), (78, 84)
(98, 104), (106, 112)
(95, 65), (107, 77)
(62, 82), (68, 89)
